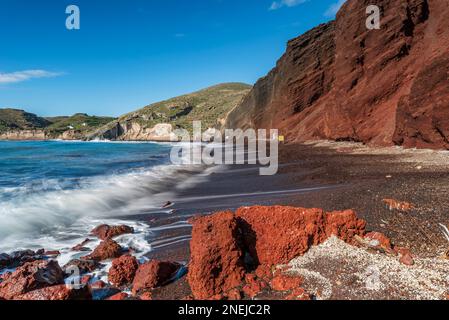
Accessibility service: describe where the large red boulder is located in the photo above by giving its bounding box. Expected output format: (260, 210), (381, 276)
(91, 224), (134, 240)
(108, 255), (139, 287)
(0, 260), (64, 300)
(13, 284), (92, 300)
(132, 260), (181, 294)
(187, 211), (246, 300)
(187, 206), (366, 299)
(83, 239), (123, 261)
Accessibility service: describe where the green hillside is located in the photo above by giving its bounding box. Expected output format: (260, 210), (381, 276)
(0, 109), (51, 133)
(44, 113), (116, 135)
(0, 108), (115, 137)
(103, 82), (252, 134)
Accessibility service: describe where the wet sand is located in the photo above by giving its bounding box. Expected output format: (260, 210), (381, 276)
(142, 141), (449, 299)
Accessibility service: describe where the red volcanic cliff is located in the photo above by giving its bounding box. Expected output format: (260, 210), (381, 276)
(226, 0), (449, 149)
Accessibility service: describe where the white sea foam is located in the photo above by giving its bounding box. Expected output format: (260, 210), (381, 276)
(0, 161), (210, 253)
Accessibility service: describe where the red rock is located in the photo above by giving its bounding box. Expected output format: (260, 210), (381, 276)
(0, 260), (64, 300)
(255, 264), (272, 280)
(13, 284), (91, 300)
(285, 288), (311, 300)
(108, 255), (139, 287)
(72, 238), (92, 252)
(270, 274), (303, 292)
(242, 274), (267, 299)
(63, 259), (101, 274)
(90, 280), (107, 289)
(325, 210), (367, 243)
(236, 206), (365, 265)
(365, 232), (394, 253)
(399, 253), (415, 266)
(44, 250), (60, 257)
(383, 199), (414, 213)
(6, 250), (44, 268)
(132, 260), (180, 294)
(80, 275), (92, 285)
(396, 247), (415, 266)
(226, 288), (242, 300)
(187, 206), (366, 300)
(0, 272), (11, 282)
(187, 211), (246, 300)
(245, 273), (257, 284)
(107, 292), (128, 300)
(83, 239), (122, 261)
(236, 206), (325, 266)
(91, 224), (134, 240)
(139, 291), (153, 300)
(226, 0), (449, 151)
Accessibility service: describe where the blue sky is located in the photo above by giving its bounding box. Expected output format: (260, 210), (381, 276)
(0, 0), (345, 117)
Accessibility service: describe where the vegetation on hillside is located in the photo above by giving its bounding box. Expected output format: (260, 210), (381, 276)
(99, 83), (252, 134)
(0, 109), (51, 133)
(0, 109), (115, 136)
(44, 113), (116, 135)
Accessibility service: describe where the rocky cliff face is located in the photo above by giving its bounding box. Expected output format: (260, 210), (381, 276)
(87, 122), (178, 142)
(226, 0), (449, 150)
(0, 130), (89, 141)
(0, 130), (48, 141)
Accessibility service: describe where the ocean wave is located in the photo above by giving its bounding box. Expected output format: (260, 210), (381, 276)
(0, 161), (207, 247)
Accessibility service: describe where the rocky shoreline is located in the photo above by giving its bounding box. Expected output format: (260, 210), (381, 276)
(1, 205), (448, 300)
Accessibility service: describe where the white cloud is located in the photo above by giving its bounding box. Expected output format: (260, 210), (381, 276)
(324, 0), (346, 17)
(0, 70), (62, 84)
(269, 0), (309, 11)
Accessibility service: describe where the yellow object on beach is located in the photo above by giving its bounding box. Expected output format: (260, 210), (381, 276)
(278, 135), (285, 142)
